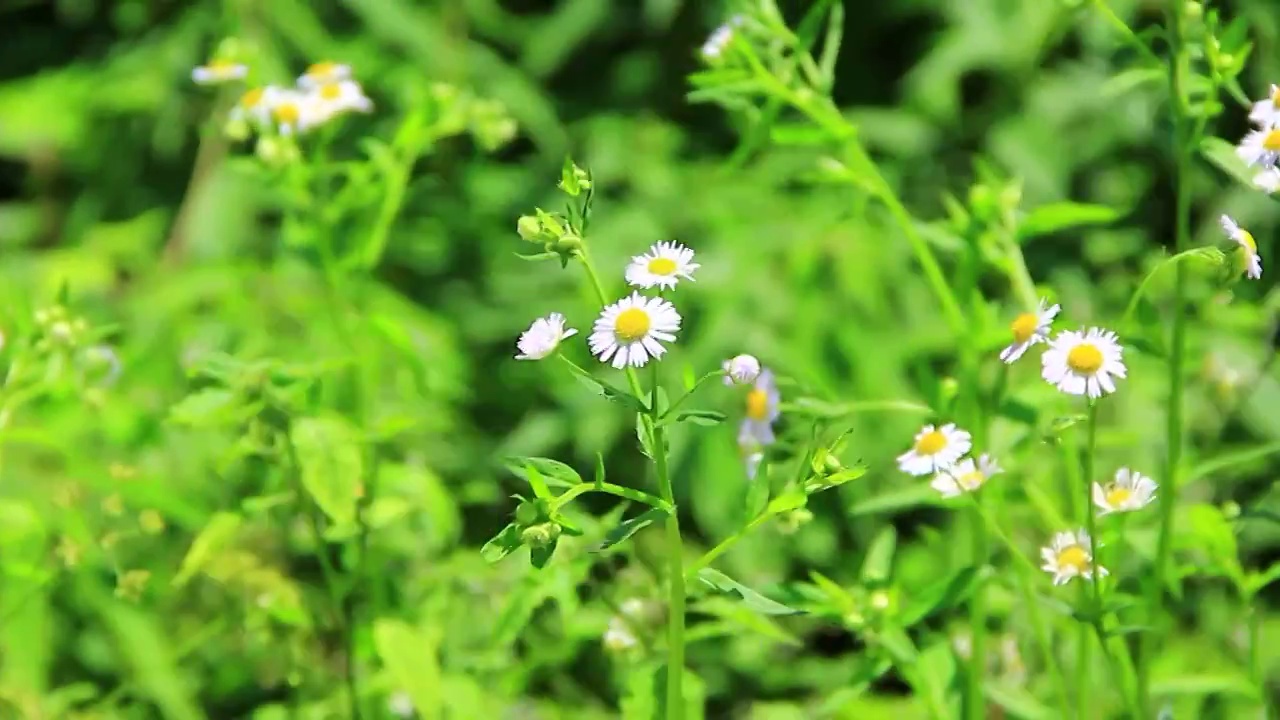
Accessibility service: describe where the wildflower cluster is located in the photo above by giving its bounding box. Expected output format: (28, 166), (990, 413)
(192, 55), (372, 139)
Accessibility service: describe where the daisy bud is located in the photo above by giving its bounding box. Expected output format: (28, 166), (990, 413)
(722, 354), (762, 385)
(521, 522), (560, 548)
(517, 215), (542, 242)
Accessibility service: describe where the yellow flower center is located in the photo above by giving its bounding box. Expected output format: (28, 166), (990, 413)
(208, 59), (235, 70)
(1055, 545), (1091, 573)
(1066, 343), (1104, 374)
(273, 103), (300, 124)
(240, 87), (265, 108)
(746, 388), (769, 420)
(1104, 486), (1132, 508)
(958, 471), (986, 490)
(1264, 129), (1280, 152)
(614, 307), (650, 343)
(1239, 229), (1258, 253)
(307, 61), (339, 79)
(319, 83), (342, 100)
(914, 430), (947, 456)
(648, 257), (677, 275)
(1010, 312), (1039, 343)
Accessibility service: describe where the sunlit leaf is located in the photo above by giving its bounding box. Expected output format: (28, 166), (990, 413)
(696, 568), (805, 616)
(291, 415), (363, 526)
(592, 507), (668, 552)
(373, 619), (442, 720)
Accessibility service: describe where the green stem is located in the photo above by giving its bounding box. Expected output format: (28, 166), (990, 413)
(685, 511), (774, 579)
(550, 482), (672, 513)
(966, 499), (988, 720)
(651, 363), (686, 719)
(660, 369), (728, 420)
(1147, 2), (1191, 709)
(1083, 403), (1103, 618)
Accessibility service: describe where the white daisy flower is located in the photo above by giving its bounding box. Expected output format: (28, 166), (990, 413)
(297, 61), (352, 89)
(1040, 529), (1108, 586)
(191, 59), (248, 86)
(1254, 168), (1280, 194)
(999, 298), (1060, 364)
(738, 369), (780, 447)
(897, 423), (971, 476)
(1220, 214), (1263, 280)
(743, 448), (764, 480)
(701, 15), (745, 60)
(1249, 84), (1280, 127)
(228, 86), (279, 127)
(722, 354), (762, 386)
(1236, 126), (1280, 169)
(1092, 467), (1158, 516)
(1041, 328), (1126, 399)
(388, 691), (415, 719)
(588, 293), (681, 368)
(930, 453), (1002, 498)
(624, 241), (700, 290)
(265, 90), (321, 135)
(309, 79), (374, 118)
(603, 616), (638, 651)
(515, 312), (577, 361)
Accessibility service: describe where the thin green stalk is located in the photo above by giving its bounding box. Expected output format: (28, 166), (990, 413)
(1083, 403), (1103, 619)
(1147, 2), (1191, 708)
(685, 511), (773, 579)
(650, 362), (686, 720)
(967, 500), (988, 720)
(550, 481), (672, 513)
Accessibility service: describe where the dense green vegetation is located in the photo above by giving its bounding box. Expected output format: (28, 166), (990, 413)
(3, 0), (1280, 718)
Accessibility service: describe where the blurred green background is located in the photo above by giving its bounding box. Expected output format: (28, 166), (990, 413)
(4, 0), (1280, 717)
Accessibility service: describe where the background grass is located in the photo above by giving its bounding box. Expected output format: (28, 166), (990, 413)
(3, 0), (1280, 718)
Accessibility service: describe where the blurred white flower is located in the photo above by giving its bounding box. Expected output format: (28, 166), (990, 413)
(1237, 126), (1280, 169)
(1254, 168), (1280, 194)
(308, 79), (374, 119)
(191, 59), (248, 85)
(1092, 467), (1157, 516)
(603, 616), (638, 652)
(388, 691), (415, 718)
(1221, 214), (1263, 280)
(722, 354), (762, 385)
(588, 293), (681, 368)
(1249, 84), (1280, 127)
(625, 241), (699, 290)
(1041, 328), (1126, 398)
(999, 298), (1059, 364)
(897, 423), (970, 476)
(1040, 529), (1108, 586)
(701, 15), (745, 60)
(930, 454), (1001, 498)
(228, 86), (279, 128)
(297, 61), (352, 89)
(515, 312), (577, 361)
(737, 369), (780, 447)
(266, 89), (323, 135)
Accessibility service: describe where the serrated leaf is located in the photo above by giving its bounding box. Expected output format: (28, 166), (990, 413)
(291, 416), (363, 526)
(480, 523), (522, 564)
(592, 507), (668, 552)
(372, 619), (441, 720)
(1017, 202), (1123, 241)
(502, 456), (581, 489)
(696, 568), (804, 616)
(174, 512), (242, 587)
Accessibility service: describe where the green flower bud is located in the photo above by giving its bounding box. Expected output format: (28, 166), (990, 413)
(517, 215), (542, 242)
(969, 184), (997, 223)
(515, 500), (542, 526)
(1183, 0), (1202, 20)
(558, 159), (592, 197)
(554, 233), (583, 253)
(521, 522), (561, 548)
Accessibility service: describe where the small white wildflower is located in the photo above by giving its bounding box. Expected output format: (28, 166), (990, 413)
(228, 86), (279, 128)
(1040, 529), (1108, 586)
(388, 691), (415, 718)
(515, 312), (577, 361)
(701, 15), (744, 60)
(722, 354), (762, 386)
(308, 79), (374, 119)
(1092, 467), (1157, 516)
(1254, 168), (1280, 194)
(603, 616), (638, 652)
(1041, 328), (1126, 398)
(265, 89), (323, 135)
(191, 59), (248, 86)
(297, 61), (352, 89)
(897, 423), (971, 476)
(930, 454), (1002, 498)
(624, 241), (700, 290)
(737, 369), (780, 447)
(999, 298), (1060, 364)
(1220, 214), (1263, 280)
(588, 293), (681, 368)
(741, 443), (764, 480)
(1236, 126), (1280, 170)
(1249, 84), (1280, 127)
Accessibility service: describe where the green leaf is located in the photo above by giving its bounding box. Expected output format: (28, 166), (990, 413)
(0, 500), (46, 581)
(480, 523), (522, 564)
(174, 512), (242, 586)
(1188, 440), (1280, 483)
(1017, 201), (1123, 241)
(1200, 136), (1257, 187)
(985, 682), (1055, 720)
(696, 568), (805, 616)
(807, 570), (856, 615)
(766, 488), (808, 515)
(168, 388), (245, 427)
(859, 527), (897, 583)
(1122, 247), (1226, 327)
(529, 536), (559, 569)
(373, 619), (442, 720)
(502, 456), (581, 489)
(592, 507), (668, 552)
(290, 416), (363, 526)
(1149, 673), (1260, 700)
(672, 410), (727, 426)
(1247, 561), (1280, 595)
(848, 484), (944, 516)
(561, 360), (647, 412)
(876, 627), (919, 665)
